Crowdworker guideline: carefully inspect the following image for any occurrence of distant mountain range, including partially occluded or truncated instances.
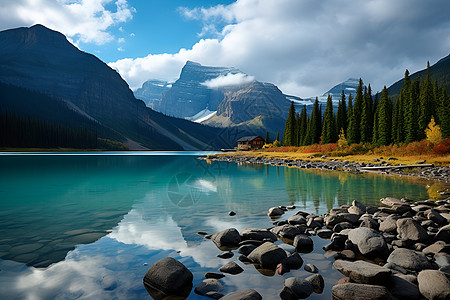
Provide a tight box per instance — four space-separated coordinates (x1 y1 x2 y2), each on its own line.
134 61 362 138
0 25 242 150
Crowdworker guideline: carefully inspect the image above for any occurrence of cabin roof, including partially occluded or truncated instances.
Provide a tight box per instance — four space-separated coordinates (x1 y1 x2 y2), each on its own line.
237 136 262 142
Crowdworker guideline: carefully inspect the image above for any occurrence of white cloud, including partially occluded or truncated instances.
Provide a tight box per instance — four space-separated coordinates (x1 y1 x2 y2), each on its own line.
109 0 450 97
201 73 255 89
118 37 125 44
0 0 135 45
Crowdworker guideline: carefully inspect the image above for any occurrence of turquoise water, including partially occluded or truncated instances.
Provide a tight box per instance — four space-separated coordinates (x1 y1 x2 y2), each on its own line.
0 153 430 299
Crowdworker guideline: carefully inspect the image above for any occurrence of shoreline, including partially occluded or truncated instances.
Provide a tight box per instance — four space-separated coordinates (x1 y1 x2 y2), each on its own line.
207 152 450 184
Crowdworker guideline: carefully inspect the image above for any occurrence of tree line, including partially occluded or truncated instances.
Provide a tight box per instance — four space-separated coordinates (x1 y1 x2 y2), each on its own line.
282 63 450 147
0 112 98 148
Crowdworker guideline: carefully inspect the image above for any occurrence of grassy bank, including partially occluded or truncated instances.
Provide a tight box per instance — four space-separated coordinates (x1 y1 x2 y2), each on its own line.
212 151 450 167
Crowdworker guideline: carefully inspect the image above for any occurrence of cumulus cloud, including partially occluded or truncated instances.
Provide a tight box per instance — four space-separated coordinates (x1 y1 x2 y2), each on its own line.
109 0 450 97
0 0 135 45
201 73 255 89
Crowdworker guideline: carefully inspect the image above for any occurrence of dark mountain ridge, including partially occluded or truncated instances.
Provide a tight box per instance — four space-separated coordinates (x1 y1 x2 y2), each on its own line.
0 25 238 150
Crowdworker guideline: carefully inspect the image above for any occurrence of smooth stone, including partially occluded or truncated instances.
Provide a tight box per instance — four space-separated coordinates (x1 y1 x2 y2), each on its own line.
333 260 391 285
205 291 225 299
222 289 262 300
379 216 399 233
228 211 236 216
211 228 241 248
381 197 405 206
423 242 448 255
304 263 318 273
204 272 225 279
389 274 420 300
347 227 388 257
288 215 307 225
238 254 253 263
219 261 244 275
280 252 303 269
332 283 396 300
435 254 450 268
270 224 302 240
238 244 257 256
348 205 364 216
143 257 193 299
194 279 223 296
396 218 428 243
240 228 277 242
293 234 313 251
417 270 450 300
427 209 447 225
247 242 287 269
217 251 233 259
352 200 367 212
284 277 314 299
316 228 333 239
305 274 324 294
333 222 353 233
435 224 450 242
268 207 285 217
387 248 434 271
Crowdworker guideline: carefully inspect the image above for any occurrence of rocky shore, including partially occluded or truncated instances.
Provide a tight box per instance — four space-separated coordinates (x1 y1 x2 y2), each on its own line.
209 154 450 183
142 196 450 299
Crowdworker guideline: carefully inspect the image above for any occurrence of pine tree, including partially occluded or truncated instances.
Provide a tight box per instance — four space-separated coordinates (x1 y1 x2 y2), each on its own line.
306 97 321 144
348 79 363 144
405 74 420 143
322 94 338 144
377 86 392 145
347 93 353 131
418 62 434 140
265 130 269 144
276 130 279 142
360 85 373 143
283 101 296 146
295 112 301 146
299 105 308 145
372 101 379 144
336 90 347 135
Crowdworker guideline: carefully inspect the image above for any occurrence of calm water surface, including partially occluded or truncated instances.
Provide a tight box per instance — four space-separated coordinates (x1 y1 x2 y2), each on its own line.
0 152 431 299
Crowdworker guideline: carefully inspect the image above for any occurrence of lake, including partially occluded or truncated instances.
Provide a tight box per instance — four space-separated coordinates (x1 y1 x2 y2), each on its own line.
0 152 432 299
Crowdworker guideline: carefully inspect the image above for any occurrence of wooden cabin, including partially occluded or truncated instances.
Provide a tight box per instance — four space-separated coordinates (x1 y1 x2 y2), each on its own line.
237 136 264 149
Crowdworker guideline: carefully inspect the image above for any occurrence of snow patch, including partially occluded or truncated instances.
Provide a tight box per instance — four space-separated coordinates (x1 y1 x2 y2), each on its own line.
185 109 217 123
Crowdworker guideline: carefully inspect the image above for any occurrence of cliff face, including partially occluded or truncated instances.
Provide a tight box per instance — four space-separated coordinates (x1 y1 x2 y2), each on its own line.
158 61 241 118
0 25 233 150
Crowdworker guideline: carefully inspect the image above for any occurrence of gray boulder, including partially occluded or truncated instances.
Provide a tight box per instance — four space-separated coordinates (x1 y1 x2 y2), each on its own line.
379 215 399 233
268 207 285 217
219 261 244 275
288 214 307 225
248 242 287 269
222 289 262 300
333 260 391 285
143 257 193 299
435 224 450 242
347 227 388 257
306 274 324 294
332 283 396 300
387 248 434 271
284 277 314 299
293 234 313 251
280 252 303 269
194 279 223 296
417 270 450 300
270 224 302 240
211 228 241 249
241 228 277 242
304 263 318 273
389 274 420 300
427 209 447 225
396 218 428 243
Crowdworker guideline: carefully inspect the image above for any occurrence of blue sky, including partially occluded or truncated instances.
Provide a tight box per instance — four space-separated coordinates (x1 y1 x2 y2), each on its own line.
0 0 449 97
81 0 235 62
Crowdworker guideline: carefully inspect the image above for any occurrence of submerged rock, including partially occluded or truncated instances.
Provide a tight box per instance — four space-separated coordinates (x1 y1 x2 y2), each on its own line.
194 279 223 296
283 277 314 299
219 261 244 275
222 289 262 300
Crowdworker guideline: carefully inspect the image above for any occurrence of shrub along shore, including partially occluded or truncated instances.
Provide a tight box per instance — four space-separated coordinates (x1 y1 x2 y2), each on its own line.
143 197 450 299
